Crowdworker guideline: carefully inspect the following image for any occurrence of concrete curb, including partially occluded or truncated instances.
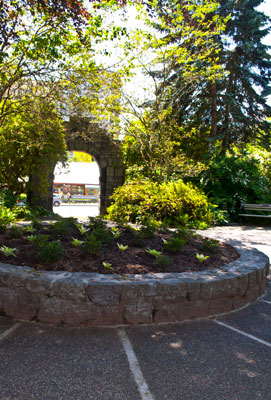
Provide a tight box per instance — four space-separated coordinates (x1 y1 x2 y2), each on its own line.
0 245 269 326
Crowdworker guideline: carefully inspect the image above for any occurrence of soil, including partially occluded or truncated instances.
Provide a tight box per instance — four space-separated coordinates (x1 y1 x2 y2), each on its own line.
0 222 239 275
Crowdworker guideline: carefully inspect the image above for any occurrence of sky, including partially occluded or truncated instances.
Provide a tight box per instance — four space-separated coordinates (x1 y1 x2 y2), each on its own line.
257 1 271 46
94 1 271 104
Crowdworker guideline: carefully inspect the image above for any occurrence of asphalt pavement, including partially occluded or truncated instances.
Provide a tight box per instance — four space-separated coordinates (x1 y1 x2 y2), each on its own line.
53 204 99 218
0 225 271 400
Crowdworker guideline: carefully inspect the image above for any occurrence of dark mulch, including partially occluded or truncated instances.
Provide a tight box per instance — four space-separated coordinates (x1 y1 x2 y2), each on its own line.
0 223 239 275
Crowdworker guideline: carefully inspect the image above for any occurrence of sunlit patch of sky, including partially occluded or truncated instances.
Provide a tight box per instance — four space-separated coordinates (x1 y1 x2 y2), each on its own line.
91 2 271 105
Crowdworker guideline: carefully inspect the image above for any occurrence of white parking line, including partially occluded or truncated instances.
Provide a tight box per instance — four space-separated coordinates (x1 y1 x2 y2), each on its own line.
0 323 21 343
118 329 155 400
215 320 271 348
260 299 271 305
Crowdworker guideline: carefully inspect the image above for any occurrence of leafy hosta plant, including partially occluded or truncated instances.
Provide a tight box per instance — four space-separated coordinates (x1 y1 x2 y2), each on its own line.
27 234 37 243
71 237 85 247
102 261 113 270
145 249 162 258
196 253 209 262
75 223 89 235
117 243 128 251
24 225 36 233
0 245 17 257
146 248 171 269
111 225 121 239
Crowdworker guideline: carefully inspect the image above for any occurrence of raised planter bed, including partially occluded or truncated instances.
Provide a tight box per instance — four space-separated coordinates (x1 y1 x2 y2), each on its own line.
0 245 269 326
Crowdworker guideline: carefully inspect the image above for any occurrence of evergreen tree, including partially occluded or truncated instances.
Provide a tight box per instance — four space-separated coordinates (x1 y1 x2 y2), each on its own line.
152 0 271 155
218 0 271 149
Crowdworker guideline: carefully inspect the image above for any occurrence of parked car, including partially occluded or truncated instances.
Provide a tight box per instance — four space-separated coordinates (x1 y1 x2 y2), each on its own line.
53 193 62 207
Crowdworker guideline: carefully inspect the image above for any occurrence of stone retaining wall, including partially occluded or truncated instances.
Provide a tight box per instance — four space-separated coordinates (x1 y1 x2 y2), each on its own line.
0 245 269 326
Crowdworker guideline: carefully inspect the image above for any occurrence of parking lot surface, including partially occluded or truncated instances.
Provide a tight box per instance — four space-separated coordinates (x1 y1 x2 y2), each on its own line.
0 225 270 400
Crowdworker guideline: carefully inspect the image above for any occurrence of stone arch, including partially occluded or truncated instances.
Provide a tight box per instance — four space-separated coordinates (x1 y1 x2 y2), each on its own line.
28 118 124 215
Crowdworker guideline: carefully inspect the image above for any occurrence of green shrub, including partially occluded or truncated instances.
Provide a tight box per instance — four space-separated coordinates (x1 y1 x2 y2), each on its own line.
31 218 43 230
153 254 171 269
194 147 271 219
173 227 193 240
39 241 64 262
0 205 16 226
51 218 74 238
201 238 219 253
7 225 24 238
88 216 107 230
107 180 215 227
131 231 147 247
92 227 113 245
31 234 50 249
0 224 7 234
163 237 186 252
0 189 17 208
12 205 33 220
83 233 102 255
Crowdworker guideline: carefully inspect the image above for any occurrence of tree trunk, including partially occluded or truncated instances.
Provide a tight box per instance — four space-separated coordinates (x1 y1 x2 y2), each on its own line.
210 81 217 138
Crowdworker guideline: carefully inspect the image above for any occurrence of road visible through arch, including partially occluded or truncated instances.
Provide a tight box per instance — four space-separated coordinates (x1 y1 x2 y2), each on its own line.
53 204 99 218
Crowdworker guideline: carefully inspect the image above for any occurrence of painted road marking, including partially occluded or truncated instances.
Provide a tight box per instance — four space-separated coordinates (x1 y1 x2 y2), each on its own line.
0 323 22 343
118 329 154 400
260 300 271 305
215 320 271 348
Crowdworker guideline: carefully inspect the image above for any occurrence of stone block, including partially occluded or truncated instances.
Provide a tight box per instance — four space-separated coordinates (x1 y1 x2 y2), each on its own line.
121 281 159 302
51 277 86 302
107 167 115 177
37 297 65 324
259 277 267 295
92 305 123 326
25 275 53 295
247 271 257 289
62 302 100 326
0 266 28 287
0 287 17 317
153 303 182 323
124 298 152 324
15 290 40 320
231 295 248 310
187 281 201 301
154 300 209 323
0 287 40 320
86 282 122 305
245 284 260 302
238 275 249 296
209 297 233 316
200 276 240 300
178 299 209 321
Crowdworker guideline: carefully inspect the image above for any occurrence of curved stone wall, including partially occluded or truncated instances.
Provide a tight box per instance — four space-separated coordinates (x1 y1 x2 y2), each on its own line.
0 245 269 326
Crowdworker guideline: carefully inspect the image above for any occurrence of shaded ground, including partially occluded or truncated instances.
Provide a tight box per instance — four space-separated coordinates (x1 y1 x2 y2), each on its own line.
1 225 270 400
0 223 239 275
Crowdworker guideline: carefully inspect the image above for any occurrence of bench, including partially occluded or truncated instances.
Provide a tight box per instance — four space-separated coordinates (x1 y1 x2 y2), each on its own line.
239 203 271 222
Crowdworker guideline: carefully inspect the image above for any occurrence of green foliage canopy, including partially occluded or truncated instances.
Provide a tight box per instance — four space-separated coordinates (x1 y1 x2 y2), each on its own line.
0 98 66 194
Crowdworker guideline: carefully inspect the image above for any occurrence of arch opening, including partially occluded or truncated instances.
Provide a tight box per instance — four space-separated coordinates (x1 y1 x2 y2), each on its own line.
53 151 100 218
